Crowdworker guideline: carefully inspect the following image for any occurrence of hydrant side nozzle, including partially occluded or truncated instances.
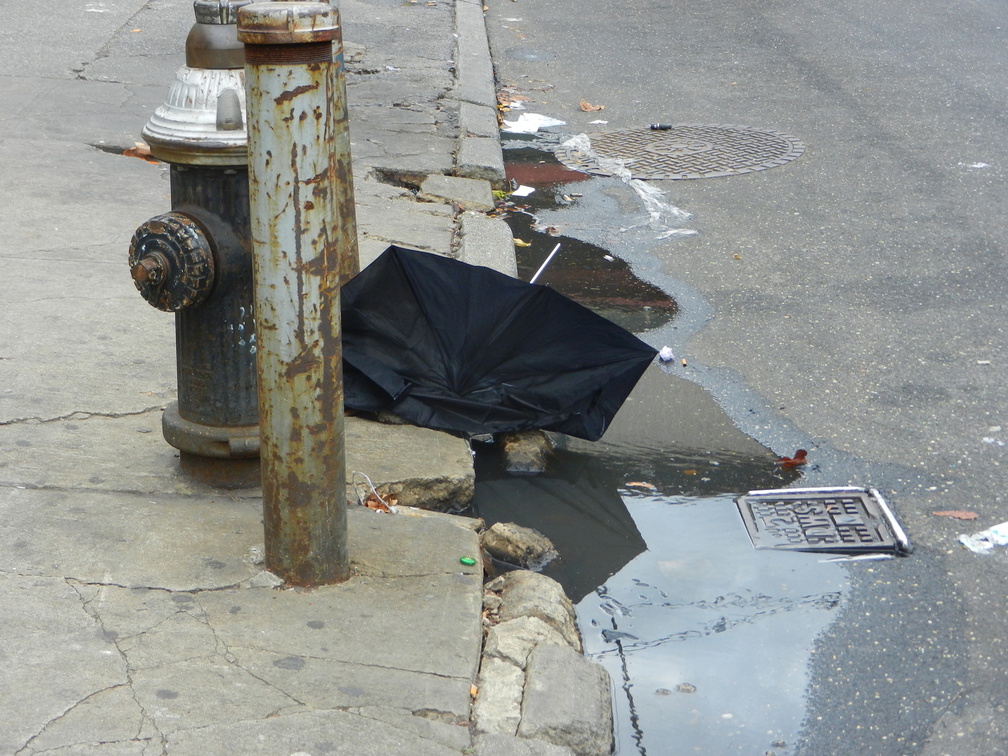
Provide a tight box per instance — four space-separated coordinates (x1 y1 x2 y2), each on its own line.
129 212 216 312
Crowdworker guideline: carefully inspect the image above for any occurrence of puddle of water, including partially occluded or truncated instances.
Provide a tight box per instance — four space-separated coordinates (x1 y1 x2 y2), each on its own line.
472 416 846 755
470 141 851 756
472 400 847 756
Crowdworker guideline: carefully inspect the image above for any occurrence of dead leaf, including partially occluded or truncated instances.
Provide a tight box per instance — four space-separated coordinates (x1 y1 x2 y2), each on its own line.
625 481 657 491
123 142 158 164
470 684 479 698
932 510 979 520
776 449 808 468
683 469 697 476
579 99 605 112
363 491 397 512
513 238 532 247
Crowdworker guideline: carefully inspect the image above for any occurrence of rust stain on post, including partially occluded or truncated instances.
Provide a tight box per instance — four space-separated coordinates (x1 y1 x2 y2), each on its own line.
274 82 319 104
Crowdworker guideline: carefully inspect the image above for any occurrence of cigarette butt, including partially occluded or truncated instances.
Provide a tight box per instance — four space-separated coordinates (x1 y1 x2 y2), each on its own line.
681 357 688 367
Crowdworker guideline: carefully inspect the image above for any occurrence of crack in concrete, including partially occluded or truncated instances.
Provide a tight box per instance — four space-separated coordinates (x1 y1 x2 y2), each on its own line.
352 567 482 581
0 405 166 428
412 707 471 726
191 593 309 710
60 579 311 751
76 0 152 84
0 481 261 504
11 581 164 755
67 580 164 744
215 636 473 684
15 685 132 755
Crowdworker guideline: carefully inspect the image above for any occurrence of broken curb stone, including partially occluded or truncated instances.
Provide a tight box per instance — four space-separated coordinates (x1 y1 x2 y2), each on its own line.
476 570 612 753
499 430 557 474
482 522 558 569
518 643 614 756
473 656 525 736
488 570 582 652
484 615 570 669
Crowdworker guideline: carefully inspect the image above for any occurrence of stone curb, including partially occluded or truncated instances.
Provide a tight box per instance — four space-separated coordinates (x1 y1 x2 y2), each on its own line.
472 571 614 756
453 0 506 187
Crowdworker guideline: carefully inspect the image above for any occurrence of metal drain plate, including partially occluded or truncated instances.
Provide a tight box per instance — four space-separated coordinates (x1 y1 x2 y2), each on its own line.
556 124 805 180
735 487 911 554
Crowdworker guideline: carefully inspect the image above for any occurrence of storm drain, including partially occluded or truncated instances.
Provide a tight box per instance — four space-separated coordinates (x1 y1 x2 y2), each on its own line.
735 487 911 554
556 124 805 180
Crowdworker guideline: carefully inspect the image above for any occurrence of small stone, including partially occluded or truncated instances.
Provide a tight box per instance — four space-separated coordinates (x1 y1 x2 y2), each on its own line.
498 430 556 475
675 682 696 694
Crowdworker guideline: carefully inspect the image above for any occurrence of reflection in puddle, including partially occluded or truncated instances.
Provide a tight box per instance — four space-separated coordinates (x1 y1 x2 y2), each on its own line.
502 146 678 334
579 496 846 756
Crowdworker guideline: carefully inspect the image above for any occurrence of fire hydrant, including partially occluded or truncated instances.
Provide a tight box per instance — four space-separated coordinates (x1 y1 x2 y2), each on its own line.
129 0 259 459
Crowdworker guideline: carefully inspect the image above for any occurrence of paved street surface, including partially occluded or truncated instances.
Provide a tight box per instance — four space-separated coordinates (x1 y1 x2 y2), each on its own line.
485 0 1007 754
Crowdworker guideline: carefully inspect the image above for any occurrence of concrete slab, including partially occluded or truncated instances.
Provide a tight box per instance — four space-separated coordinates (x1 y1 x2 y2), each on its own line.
0 410 473 508
0 573 126 755
420 173 496 212
168 709 465 755
458 212 519 277
355 191 457 254
0 486 262 589
460 101 502 139
457 135 507 186
0 503 485 751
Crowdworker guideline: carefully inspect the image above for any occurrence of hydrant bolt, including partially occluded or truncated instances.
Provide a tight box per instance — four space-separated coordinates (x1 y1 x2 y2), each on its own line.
130 255 166 286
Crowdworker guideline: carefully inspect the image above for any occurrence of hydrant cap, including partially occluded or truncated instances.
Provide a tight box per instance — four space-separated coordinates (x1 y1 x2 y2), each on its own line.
193 0 252 25
237 2 338 45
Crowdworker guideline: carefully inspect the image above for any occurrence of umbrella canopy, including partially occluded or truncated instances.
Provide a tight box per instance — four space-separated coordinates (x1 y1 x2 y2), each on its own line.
341 246 658 441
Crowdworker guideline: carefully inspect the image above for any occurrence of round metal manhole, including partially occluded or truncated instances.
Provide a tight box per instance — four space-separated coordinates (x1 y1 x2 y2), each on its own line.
555 124 805 180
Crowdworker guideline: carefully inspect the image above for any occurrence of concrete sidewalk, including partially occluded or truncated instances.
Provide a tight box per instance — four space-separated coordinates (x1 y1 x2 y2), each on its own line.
0 0 601 753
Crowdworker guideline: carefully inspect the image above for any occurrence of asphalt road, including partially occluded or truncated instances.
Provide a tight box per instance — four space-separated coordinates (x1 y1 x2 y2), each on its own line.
485 0 1008 753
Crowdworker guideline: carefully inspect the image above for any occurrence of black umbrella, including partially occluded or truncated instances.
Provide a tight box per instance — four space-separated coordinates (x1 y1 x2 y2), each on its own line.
340 245 658 441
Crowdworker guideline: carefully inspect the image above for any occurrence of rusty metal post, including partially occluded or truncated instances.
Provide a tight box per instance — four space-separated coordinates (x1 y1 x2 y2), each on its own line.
318 0 360 284
238 1 352 585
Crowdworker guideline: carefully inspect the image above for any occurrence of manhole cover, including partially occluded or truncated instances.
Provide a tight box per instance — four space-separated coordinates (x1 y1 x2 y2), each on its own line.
556 124 805 180
735 487 911 554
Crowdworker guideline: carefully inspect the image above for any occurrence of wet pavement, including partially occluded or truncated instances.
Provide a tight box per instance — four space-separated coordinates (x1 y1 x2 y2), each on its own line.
477 94 990 751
